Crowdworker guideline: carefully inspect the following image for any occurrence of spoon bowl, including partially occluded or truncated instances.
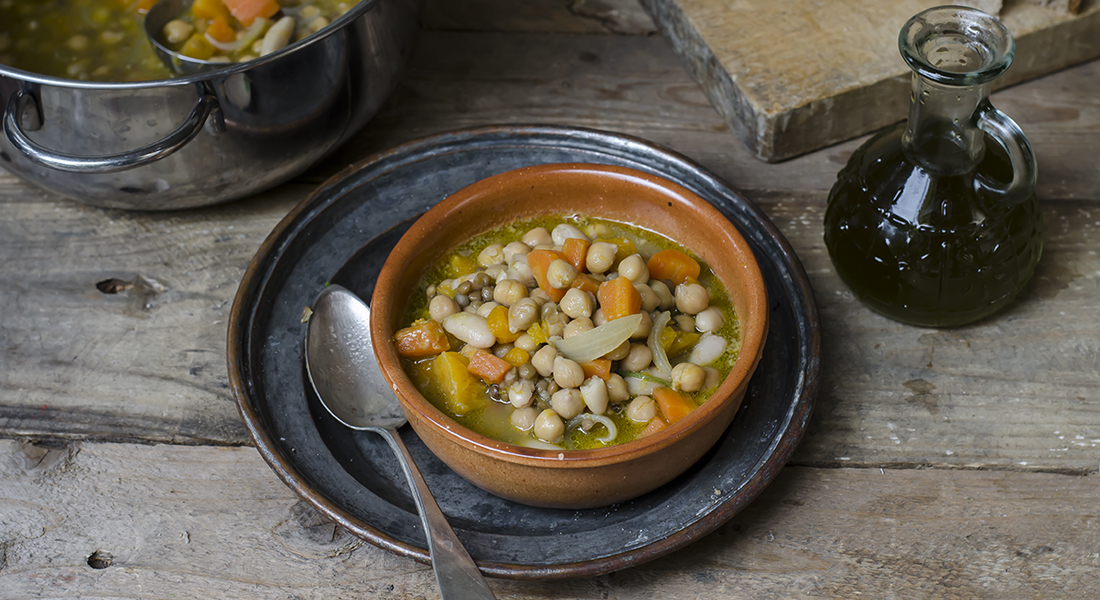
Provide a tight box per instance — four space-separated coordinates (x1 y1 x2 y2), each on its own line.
144 0 230 76
304 285 496 600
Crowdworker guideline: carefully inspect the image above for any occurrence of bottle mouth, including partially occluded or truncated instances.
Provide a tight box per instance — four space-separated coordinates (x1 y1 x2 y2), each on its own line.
899 6 1015 86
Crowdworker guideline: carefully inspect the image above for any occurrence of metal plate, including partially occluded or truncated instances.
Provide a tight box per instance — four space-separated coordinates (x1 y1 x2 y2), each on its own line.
228 125 820 579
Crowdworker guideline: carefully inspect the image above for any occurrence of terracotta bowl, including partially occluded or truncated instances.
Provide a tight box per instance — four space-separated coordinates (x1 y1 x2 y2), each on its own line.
370 163 768 509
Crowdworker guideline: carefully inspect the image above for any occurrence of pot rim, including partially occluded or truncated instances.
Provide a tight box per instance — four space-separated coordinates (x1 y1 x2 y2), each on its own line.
0 0 381 89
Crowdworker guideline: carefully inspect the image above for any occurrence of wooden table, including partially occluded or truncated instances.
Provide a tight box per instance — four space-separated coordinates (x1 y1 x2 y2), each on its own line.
2 1 1097 597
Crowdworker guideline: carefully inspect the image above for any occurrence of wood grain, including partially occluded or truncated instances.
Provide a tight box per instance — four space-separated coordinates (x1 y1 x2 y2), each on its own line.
0 440 1095 597
640 0 1100 161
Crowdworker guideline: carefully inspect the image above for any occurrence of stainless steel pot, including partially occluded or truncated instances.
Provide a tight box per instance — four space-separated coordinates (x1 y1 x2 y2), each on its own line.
0 0 419 210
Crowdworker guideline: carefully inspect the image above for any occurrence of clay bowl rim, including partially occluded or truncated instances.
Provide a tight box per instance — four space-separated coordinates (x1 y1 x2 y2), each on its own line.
369 162 768 469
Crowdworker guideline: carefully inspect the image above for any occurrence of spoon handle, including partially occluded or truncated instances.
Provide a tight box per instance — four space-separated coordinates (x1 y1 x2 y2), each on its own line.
380 427 497 600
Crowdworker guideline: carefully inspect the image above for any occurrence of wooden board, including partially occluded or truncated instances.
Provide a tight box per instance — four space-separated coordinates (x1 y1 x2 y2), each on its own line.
639 0 1100 161
1 440 1096 597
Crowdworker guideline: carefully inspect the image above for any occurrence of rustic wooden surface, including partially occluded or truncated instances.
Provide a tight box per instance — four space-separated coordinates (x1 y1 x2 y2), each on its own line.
1 0 1097 597
640 0 1100 161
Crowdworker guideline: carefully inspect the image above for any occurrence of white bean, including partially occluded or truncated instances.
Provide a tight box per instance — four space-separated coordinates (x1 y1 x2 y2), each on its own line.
260 16 296 56
442 313 494 348
689 333 727 365
579 377 609 415
162 20 193 45
478 243 506 266
695 306 724 332
551 224 588 245
522 227 552 247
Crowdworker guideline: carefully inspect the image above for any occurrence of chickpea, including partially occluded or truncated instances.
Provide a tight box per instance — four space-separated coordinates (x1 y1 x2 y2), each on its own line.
551 388 585 420
636 283 660 312
650 280 675 310
620 343 653 371
546 259 577 289
429 294 460 321
484 264 507 282
508 297 539 332
514 333 538 352
509 261 536 287
591 308 607 327
585 242 619 273
618 254 650 284
533 409 565 442
695 306 724 332
476 301 499 318
522 227 552 248
674 314 695 332
511 407 539 431
508 379 535 408
579 377 609 415
675 282 710 315
478 243 506 266
671 362 706 392
606 373 630 403
503 241 531 261
518 363 538 380
559 288 593 319
553 356 585 389
493 343 513 359
529 288 550 305
531 345 558 377
629 310 653 340
604 339 631 361
551 224 588 245
261 16 296 56
493 279 528 307
162 19 194 45
626 396 657 422
564 317 593 338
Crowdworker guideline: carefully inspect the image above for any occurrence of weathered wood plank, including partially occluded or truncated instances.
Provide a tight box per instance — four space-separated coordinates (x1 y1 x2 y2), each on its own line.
639 0 1100 161
0 440 1096 597
422 0 657 35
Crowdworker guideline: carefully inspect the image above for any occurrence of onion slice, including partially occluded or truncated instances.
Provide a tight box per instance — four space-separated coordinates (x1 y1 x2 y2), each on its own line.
552 313 642 363
566 414 619 445
648 310 672 378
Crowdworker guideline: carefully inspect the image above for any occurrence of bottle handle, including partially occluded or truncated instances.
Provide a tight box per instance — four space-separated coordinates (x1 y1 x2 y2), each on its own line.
975 100 1037 206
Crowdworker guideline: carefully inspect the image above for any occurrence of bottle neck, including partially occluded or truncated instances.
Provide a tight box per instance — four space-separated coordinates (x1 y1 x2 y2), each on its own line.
901 73 990 175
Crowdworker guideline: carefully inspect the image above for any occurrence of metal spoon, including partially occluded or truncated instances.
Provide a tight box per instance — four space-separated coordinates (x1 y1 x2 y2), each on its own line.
304 284 496 600
144 0 233 76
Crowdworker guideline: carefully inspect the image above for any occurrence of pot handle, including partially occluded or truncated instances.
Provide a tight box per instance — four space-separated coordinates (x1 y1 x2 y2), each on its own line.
4 88 218 174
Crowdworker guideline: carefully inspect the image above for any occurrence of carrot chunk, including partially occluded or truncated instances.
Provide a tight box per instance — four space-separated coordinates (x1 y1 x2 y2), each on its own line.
596 276 642 321
527 249 568 302
394 319 451 358
222 0 279 25
570 272 601 295
653 387 697 425
638 415 668 438
647 249 701 285
580 359 612 380
467 350 514 385
562 238 591 273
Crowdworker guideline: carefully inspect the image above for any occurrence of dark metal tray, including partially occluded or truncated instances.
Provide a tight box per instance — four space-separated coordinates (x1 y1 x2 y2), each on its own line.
228 125 820 579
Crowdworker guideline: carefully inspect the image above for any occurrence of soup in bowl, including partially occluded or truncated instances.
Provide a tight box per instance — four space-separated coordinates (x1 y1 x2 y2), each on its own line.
370 163 768 509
